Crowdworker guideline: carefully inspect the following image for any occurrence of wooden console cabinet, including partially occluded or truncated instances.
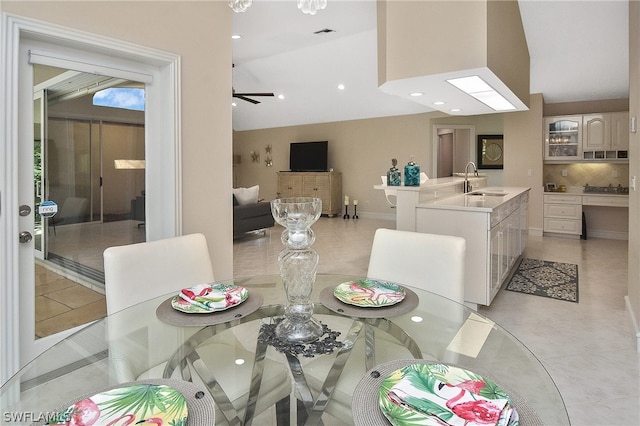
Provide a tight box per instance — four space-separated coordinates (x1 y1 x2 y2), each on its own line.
277 171 342 216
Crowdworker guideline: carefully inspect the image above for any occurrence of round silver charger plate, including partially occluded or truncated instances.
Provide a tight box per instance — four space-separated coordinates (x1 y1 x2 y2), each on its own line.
319 285 419 318
352 359 544 426
156 291 263 326
31 378 214 426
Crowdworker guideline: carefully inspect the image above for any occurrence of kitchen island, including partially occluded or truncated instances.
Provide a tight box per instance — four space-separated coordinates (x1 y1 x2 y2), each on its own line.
373 176 488 231
416 187 531 308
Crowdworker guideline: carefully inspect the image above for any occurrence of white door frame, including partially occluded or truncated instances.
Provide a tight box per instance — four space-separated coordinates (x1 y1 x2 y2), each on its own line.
0 13 183 383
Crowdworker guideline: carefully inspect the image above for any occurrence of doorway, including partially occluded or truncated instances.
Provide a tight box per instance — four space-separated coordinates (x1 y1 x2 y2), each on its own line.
432 125 475 177
1 14 182 381
33 65 148 337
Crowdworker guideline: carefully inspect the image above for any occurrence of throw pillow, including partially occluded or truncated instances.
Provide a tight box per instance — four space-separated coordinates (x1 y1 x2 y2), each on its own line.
233 185 259 205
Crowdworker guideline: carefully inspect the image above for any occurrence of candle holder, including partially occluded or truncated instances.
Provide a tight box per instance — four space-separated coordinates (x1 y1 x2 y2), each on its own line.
343 204 350 219
353 204 359 219
270 197 324 343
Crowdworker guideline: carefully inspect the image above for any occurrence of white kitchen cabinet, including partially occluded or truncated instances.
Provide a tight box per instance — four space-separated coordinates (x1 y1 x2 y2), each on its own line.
582 112 629 160
545 112 629 162
416 188 529 308
489 224 502 297
489 199 521 301
583 114 609 150
544 115 582 161
543 194 582 236
610 111 630 151
519 191 529 251
277 171 342 216
488 216 517 301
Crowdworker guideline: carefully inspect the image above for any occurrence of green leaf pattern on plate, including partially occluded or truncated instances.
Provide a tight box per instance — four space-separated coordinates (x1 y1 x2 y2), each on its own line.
171 283 249 313
333 279 406 307
46 384 187 425
379 364 518 426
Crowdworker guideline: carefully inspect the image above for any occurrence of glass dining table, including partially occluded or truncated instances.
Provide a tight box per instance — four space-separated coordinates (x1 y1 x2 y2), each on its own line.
0 274 569 426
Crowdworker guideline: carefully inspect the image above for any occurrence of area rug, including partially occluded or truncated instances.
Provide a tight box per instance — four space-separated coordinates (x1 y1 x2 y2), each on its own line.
506 258 578 302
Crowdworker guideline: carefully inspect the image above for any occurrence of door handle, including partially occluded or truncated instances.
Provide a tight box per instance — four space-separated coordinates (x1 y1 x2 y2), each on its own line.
19 231 33 243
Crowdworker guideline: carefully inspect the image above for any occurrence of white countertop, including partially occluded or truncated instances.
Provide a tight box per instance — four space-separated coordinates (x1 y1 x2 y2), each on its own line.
373 176 485 191
544 189 629 198
417 186 531 212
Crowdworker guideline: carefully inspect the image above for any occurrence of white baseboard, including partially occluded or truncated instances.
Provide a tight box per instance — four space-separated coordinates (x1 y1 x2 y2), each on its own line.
624 295 640 352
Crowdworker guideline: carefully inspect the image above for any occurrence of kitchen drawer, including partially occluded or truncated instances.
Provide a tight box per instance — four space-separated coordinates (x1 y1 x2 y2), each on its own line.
490 198 520 228
544 217 582 234
544 203 582 219
543 194 582 204
582 195 629 207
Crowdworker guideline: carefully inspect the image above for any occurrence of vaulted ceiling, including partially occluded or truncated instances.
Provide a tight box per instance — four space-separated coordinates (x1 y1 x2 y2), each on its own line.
231 0 629 131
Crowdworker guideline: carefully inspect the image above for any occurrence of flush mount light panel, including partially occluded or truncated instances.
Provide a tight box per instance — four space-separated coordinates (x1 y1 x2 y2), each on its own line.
447 76 516 111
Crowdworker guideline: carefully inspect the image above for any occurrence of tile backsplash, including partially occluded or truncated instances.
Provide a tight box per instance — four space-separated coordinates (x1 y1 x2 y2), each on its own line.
543 163 629 188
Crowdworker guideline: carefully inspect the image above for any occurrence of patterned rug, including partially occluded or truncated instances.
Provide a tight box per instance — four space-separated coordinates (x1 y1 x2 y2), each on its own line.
506 258 579 302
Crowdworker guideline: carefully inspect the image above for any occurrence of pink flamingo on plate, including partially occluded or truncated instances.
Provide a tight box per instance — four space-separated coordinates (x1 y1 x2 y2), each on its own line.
444 381 503 425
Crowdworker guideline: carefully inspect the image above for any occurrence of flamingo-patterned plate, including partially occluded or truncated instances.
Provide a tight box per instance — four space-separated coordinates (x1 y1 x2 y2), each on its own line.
333 279 406 307
378 363 518 426
171 283 249 314
46 384 188 426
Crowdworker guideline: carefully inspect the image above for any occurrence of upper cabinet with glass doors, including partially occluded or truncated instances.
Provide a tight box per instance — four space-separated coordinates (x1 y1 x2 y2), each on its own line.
544 112 629 162
544 115 582 161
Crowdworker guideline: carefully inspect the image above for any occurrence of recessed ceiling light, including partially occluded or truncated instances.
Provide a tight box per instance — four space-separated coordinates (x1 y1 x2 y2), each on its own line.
450 108 461 112
337 84 345 90
434 101 445 105
410 92 423 97
231 34 242 40
277 94 285 100
232 102 237 107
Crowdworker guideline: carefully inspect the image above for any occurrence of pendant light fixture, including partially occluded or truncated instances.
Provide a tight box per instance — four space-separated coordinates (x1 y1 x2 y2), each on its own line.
297 0 327 15
228 0 252 13
229 0 327 15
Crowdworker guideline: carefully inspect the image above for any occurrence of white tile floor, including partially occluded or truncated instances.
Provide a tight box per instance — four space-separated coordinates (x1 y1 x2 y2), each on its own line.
233 217 640 426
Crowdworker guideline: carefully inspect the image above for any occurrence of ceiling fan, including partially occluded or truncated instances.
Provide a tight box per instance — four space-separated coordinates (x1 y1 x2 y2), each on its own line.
232 88 275 104
232 63 275 104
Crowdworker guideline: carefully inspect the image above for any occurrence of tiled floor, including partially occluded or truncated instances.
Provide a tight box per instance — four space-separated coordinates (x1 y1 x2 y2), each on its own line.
35 264 106 337
39 217 640 425
35 220 145 337
233 217 640 426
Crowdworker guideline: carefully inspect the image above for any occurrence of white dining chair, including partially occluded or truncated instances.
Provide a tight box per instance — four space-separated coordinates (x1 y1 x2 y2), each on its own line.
367 228 465 303
302 228 467 421
103 233 291 425
380 175 397 207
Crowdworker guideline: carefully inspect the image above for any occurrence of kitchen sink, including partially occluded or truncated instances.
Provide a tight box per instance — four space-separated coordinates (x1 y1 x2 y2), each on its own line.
467 191 507 197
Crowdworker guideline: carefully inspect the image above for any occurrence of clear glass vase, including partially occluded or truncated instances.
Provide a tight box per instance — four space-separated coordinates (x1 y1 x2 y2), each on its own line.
270 197 324 343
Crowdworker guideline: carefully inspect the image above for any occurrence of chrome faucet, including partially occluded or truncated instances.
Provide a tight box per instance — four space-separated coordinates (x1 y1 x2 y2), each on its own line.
463 161 478 193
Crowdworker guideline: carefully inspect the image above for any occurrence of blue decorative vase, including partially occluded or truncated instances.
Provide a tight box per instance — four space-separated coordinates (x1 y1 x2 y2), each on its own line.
404 156 420 186
387 158 401 186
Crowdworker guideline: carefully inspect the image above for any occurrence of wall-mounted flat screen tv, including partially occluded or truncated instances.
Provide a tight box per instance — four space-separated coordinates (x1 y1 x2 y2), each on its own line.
289 141 328 172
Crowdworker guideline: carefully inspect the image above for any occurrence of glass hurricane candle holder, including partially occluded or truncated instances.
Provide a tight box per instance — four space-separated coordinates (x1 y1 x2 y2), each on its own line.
270 197 324 343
